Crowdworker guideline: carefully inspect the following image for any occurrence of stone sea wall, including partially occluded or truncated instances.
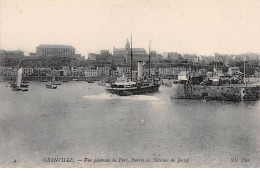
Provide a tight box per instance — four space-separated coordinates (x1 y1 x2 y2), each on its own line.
171 84 259 101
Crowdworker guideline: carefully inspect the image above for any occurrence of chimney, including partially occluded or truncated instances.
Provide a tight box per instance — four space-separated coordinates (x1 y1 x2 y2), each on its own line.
138 61 143 79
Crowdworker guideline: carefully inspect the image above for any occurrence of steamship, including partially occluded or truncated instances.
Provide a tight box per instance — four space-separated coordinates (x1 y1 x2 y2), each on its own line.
106 76 160 96
106 37 160 96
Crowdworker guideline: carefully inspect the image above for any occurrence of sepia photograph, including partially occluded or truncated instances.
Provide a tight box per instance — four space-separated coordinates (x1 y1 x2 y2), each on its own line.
0 0 260 168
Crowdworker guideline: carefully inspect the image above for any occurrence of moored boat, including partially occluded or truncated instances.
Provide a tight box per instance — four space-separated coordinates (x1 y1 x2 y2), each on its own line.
53 81 62 85
12 86 22 91
20 83 29 88
46 82 57 89
46 68 58 89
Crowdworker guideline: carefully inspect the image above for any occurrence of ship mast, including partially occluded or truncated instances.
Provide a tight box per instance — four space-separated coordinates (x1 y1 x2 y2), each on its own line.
149 40 151 77
130 35 133 81
244 56 246 86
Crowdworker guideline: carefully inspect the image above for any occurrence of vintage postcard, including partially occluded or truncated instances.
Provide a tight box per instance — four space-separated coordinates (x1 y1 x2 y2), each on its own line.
0 0 259 168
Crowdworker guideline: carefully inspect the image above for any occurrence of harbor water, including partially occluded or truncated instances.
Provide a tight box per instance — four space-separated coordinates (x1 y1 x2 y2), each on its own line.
0 81 259 167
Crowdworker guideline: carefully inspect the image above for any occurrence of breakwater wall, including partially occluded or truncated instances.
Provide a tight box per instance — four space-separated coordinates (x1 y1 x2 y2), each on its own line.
171 84 259 101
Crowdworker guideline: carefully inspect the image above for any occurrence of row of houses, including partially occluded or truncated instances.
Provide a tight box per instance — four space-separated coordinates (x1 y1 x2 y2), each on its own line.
0 66 130 78
2 65 259 79
0 66 109 77
158 66 192 77
158 66 250 78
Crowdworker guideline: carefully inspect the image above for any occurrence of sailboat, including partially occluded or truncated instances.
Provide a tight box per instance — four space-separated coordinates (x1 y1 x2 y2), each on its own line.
11 67 28 91
106 37 160 96
20 80 29 88
10 55 28 91
46 68 57 89
46 79 57 89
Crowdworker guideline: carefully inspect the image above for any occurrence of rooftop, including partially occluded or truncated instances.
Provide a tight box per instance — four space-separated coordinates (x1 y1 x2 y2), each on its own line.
132 48 146 52
113 48 126 52
113 48 146 52
37 44 75 49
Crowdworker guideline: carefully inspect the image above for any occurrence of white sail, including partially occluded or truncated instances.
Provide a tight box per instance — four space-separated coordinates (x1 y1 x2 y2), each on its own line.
16 67 23 87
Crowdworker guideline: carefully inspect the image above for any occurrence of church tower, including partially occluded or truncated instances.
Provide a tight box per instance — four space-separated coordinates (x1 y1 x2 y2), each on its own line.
125 38 131 63
125 38 130 52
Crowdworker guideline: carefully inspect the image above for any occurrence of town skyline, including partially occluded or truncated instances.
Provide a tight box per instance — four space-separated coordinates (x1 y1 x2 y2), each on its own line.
1 0 260 56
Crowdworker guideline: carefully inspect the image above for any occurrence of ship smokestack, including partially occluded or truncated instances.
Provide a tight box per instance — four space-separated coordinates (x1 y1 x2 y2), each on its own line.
138 61 143 79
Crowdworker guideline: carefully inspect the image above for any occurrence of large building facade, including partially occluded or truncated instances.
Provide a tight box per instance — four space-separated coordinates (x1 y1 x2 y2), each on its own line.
36 44 75 58
113 39 150 63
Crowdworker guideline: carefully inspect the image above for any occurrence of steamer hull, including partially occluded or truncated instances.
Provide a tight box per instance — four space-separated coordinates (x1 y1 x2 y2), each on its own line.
106 84 160 96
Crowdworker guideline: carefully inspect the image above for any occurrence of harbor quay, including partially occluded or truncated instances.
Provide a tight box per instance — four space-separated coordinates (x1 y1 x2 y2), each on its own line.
171 83 260 101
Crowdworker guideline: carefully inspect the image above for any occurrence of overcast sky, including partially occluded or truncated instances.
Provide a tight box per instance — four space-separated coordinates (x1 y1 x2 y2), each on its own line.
1 0 260 56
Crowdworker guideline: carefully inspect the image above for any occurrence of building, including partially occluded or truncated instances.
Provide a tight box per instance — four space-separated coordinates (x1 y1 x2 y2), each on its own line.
71 66 79 76
113 48 127 56
178 71 190 81
158 66 187 77
254 71 260 78
158 67 169 77
29 53 37 58
62 66 71 76
39 67 52 76
110 70 119 77
97 66 110 77
143 68 156 76
113 38 148 63
85 69 98 78
100 50 111 56
11 68 18 76
87 52 112 62
77 67 85 76
74 54 85 61
155 53 163 61
36 44 75 58
88 53 97 61
22 67 34 76
33 67 41 76
116 66 131 77
198 69 207 77
0 67 18 77
228 67 240 76
0 67 14 76
112 56 126 64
